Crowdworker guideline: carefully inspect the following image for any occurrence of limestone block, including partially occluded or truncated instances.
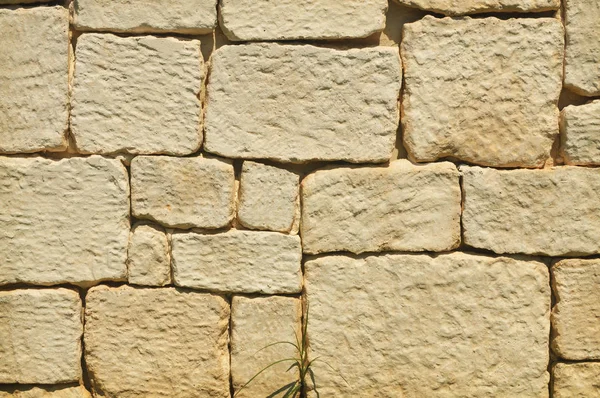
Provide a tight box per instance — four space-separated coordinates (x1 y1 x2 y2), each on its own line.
553 363 600 398
561 101 600 165
462 166 600 256
231 296 302 398
238 161 299 233
131 156 235 229
205 43 401 163
551 258 600 360
72 34 203 155
0 156 129 286
73 0 216 34
0 0 52 3
0 386 91 398
301 160 461 254
393 0 559 14
564 0 600 96
172 230 302 294
219 0 387 41
85 286 229 398
304 252 550 397
402 17 563 167
0 7 68 153
128 224 171 286
0 289 83 384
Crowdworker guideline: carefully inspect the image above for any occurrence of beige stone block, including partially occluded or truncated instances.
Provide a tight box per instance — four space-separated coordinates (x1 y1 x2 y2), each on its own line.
231 296 302 397
402 17 563 167
301 160 461 255
552 258 600 360
0 386 91 398
72 34 203 155
205 43 401 163
561 101 600 165
172 230 302 294
0 7 68 153
553 362 600 398
0 289 83 384
0 156 129 286
131 156 235 229
393 0 559 14
238 161 299 233
73 0 216 34
462 165 600 256
127 224 171 286
304 252 550 397
85 286 229 398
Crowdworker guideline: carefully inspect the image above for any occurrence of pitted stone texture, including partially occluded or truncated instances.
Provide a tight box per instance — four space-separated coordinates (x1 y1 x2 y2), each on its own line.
301 160 461 254
0 386 91 398
172 230 302 294
72 34 202 155
127 224 171 286
551 258 600 360
219 0 387 41
564 0 600 96
305 252 550 397
231 296 302 398
402 17 563 167
393 0 559 14
131 156 235 229
0 7 68 153
553 363 600 398
561 101 600 165
0 156 129 286
462 166 600 256
205 43 401 163
238 161 299 233
0 289 83 384
85 286 229 398
74 0 216 34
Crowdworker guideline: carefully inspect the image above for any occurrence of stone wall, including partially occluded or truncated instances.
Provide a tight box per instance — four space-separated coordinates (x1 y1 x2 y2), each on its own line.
0 0 599 397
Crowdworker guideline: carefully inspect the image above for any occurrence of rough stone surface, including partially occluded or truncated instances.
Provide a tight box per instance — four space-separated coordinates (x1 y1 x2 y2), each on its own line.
301 160 461 254
304 252 550 397
564 0 600 96
462 165 600 256
551 258 600 360
205 43 401 163
0 289 83 384
0 386 91 398
74 0 216 34
0 156 129 286
0 7 69 153
402 17 563 167
393 0 559 14
238 161 299 233
131 156 235 229
72 34 203 155
172 230 302 294
231 296 302 398
553 363 600 398
561 101 600 165
85 286 229 398
127 224 171 286
219 0 387 41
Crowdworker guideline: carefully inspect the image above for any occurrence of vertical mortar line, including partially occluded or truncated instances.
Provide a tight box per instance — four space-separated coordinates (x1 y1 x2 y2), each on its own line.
548 257 558 398
228 294 235 398
78 287 93 392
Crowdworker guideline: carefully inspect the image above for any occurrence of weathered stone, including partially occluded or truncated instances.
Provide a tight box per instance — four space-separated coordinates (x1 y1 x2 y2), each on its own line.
564 0 600 96
552 258 600 360
0 289 83 384
205 43 401 163
304 252 550 397
462 165 600 256
131 156 235 229
402 17 563 167
0 7 68 153
85 286 229 398
219 0 387 41
231 296 302 397
238 161 299 233
561 101 600 165
172 230 302 294
72 34 203 155
301 160 461 254
0 0 52 3
0 386 91 398
393 0 559 14
0 156 129 286
553 362 600 398
73 0 216 34
128 224 171 287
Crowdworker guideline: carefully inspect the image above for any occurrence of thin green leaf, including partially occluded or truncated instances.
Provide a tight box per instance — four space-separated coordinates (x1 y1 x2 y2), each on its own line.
308 367 320 398
233 358 298 397
255 340 299 355
266 381 299 398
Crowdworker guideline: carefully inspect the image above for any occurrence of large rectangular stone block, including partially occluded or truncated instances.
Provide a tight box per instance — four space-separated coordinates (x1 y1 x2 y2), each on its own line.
561 101 600 165
205 43 401 163
393 0 559 14
0 386 91 398
553 363 600 398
